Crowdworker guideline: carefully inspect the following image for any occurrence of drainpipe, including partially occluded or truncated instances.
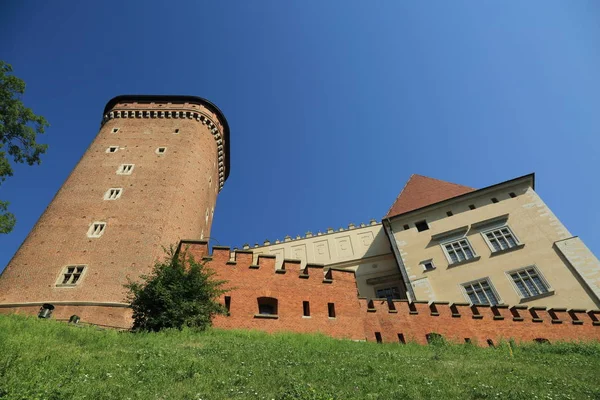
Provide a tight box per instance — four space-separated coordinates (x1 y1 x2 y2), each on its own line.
383 218 415 301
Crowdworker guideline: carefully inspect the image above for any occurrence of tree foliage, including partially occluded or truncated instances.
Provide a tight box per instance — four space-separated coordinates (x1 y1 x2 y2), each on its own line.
126 246 229 332
0 61 49 233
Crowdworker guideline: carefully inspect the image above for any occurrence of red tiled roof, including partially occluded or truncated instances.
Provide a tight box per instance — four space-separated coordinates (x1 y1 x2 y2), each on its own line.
385 174 475 218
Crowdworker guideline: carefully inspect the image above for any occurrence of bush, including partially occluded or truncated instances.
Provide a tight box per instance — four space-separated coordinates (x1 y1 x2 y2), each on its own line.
125 246 228 332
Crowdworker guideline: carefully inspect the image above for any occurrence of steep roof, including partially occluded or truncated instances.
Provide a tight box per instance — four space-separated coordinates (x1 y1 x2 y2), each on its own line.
384 174 475 218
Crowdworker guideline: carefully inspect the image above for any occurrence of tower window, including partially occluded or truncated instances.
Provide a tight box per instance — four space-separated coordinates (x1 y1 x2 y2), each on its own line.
174 128 180 134
415 220 429 232
117 164 134 175
328 303 336 318
156 147 167 154
106 146 118 153
57 265 86 286
104 188 123 200
87 222 106 238
112 128 120 133
303 301 310 317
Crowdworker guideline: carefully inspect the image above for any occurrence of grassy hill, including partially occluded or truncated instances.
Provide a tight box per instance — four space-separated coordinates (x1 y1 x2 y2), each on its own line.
1 314 599 399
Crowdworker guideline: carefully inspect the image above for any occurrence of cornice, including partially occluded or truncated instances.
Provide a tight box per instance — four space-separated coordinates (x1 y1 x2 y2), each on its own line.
101 107 227 191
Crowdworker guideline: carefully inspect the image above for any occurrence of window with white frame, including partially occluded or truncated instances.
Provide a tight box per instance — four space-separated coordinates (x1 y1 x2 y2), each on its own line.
483 225 519 252
112 128 120 134
442 238 476 264
87 222 106 238
509 267 551 299
106 146 118 153
462 278 500 305
57 265 86 286
104 188 122 200
117 164 134 175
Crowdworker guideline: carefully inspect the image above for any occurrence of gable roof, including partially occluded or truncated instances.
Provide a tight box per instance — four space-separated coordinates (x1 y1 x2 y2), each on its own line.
384 174 475 219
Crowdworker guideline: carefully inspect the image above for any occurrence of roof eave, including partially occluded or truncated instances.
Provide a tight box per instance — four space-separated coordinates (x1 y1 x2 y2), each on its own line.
385 173 535 222
103 94 230 181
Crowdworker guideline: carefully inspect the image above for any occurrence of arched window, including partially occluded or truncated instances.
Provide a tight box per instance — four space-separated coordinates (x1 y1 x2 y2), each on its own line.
257 297 278 316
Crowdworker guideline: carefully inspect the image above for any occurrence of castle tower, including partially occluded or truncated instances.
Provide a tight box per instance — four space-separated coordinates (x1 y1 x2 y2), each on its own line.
0 95 230 327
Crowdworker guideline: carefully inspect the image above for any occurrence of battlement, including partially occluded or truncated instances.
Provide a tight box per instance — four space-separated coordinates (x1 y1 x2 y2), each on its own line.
244 219 380 250
176 240 600 346
178 241 356 285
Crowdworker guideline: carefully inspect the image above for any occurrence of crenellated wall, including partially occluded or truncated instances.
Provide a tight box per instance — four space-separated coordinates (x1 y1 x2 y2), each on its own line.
179 241 600 346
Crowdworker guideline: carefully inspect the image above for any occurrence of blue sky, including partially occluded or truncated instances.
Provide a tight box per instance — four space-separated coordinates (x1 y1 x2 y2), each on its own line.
1 1 599 270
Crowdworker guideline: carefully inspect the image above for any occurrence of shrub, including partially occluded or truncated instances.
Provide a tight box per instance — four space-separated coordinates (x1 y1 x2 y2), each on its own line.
125 246 228 332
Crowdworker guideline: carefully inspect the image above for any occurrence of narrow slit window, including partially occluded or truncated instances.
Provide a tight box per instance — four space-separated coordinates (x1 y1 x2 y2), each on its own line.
112 128 120 133
106 146 118 153
156 147 167 154
375 332 382 344
117 164 134 175
397 333 406 344
224 296 231 314
328 303 336 318
174 128 180 134
303 301 310 317
104 188 123 200
87 222 106 238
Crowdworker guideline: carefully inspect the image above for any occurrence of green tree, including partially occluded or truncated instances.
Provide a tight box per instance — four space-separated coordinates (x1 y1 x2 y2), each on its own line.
126 246 229 332
0 61 49 234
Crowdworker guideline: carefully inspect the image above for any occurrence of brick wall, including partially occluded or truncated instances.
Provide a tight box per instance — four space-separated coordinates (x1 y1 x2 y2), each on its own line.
2 240 598 345
181 241 600 346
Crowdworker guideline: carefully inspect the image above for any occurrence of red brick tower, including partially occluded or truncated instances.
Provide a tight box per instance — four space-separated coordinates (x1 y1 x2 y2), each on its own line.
0 95 230 327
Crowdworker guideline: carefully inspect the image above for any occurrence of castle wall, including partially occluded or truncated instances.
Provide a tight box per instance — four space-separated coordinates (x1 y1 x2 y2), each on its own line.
181 242 600 346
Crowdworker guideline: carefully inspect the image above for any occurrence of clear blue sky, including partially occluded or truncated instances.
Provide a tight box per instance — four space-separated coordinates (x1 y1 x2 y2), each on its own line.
1 1 599 271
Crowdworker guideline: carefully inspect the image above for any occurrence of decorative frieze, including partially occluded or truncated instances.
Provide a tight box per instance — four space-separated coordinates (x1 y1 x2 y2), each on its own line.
102 106 226 191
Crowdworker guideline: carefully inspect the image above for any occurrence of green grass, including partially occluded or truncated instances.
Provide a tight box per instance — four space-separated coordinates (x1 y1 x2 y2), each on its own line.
1 314 599 399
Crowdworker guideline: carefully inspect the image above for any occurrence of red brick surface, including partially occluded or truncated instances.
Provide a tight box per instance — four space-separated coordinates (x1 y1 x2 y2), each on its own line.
3 241 599 345
184 242 600 346
0 100 223 307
